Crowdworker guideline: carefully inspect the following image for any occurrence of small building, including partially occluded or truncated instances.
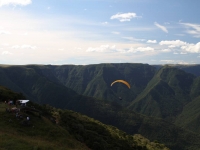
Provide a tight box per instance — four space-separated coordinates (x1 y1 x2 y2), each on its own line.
18 100 29 106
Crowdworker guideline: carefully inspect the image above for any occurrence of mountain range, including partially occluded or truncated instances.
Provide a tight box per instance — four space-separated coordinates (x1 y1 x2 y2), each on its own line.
1 63 200 150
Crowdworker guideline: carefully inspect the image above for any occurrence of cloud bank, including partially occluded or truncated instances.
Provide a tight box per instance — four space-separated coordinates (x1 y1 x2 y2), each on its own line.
181 23 200 38
160 40 200 53
0 0 32 7
86 45 116 53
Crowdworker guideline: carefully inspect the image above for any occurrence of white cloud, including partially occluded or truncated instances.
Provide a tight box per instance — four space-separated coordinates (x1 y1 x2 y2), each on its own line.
58 48 64 51
2 51 13 55
74 47 82 52
11 45 20 49
0 30 11 34
1 43 9 46
75 47 81 50
180 52 187 54
135 47 154 52
160 60 175 63
159 40 187 47
177 61 191 65
112 31 120 35
86 45 116 52
154 22 168 33
110 12 140 22
122 37 135 41
101 22 108 25
126 47 154 53
161 49 171 52
181 23 200 38
22 32 28 36
11 44 36 49
85 45 153 54
21 44 36 49
181 42 200 53
160 40 200 53
147 40 157 44
122 37 146 42
0 0 32 7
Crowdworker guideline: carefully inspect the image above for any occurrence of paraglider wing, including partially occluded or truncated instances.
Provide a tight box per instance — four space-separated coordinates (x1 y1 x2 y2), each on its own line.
111 80 131 89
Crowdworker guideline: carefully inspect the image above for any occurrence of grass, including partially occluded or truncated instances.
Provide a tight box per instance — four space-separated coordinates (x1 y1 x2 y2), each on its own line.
0 102 170 150
0 102 90 150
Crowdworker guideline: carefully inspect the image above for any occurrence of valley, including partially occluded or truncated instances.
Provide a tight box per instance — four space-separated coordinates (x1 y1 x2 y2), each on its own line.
1 63 200 149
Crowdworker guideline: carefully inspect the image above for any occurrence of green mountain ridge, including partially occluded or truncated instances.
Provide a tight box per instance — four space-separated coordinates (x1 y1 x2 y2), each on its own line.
128 66 195 120
1 63 200 149
53 63 156 104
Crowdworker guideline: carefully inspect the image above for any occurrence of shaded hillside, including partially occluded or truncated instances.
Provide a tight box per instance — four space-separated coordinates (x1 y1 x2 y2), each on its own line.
66 96 200 150
0 87 169 150
128 66 195 120
0 65 80 108
175 96 200 134
59 109 169 150
190 76 200 99
175 77 200 134
0 85 25 102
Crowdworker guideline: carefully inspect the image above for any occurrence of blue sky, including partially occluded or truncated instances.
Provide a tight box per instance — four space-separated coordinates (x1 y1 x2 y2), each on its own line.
0 0 200 65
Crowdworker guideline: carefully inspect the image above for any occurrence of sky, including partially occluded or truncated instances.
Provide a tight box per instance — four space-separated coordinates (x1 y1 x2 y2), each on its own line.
0 0 200 65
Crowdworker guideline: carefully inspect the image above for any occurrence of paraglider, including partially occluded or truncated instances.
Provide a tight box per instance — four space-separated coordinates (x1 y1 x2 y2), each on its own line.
110 80 131 89
110 80 130 101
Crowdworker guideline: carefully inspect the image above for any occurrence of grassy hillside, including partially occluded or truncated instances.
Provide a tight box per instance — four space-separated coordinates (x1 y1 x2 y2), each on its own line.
0 87 169 150
0 107 89 150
